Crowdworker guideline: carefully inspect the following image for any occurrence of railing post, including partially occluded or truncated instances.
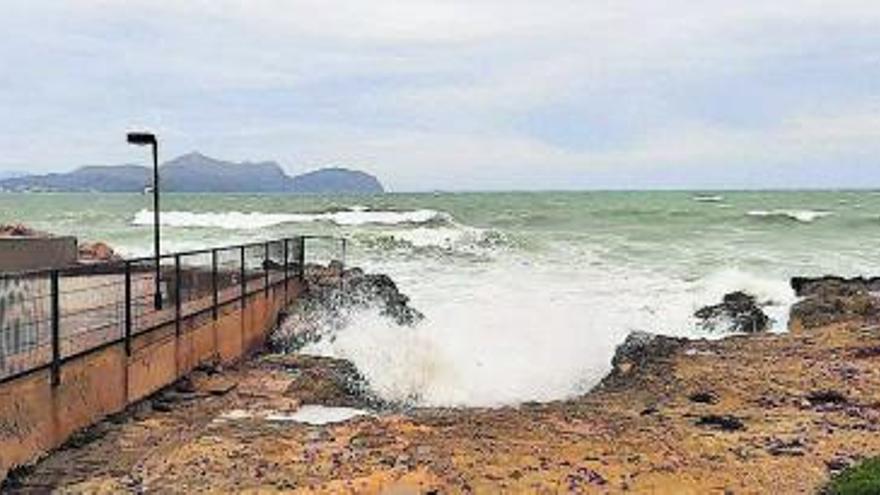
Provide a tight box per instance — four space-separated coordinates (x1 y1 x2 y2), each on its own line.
50 270 60 387
124 261 132 356
298 237 306 281
240 245 247 308
174 254 181 336
341 238 347 270
283 238 289 300
264 241 270 297
212 248 219 320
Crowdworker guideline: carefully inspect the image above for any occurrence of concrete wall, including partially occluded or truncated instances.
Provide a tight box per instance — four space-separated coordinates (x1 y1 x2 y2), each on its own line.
0 278 302 481
0 237 77 272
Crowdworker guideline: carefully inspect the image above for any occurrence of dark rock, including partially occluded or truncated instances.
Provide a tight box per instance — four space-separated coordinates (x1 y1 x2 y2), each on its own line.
151 400 173 413
791 276 880 297
269 265 424 353
689 391 720 405
852 346 880 359
807 390 848 407
766 437 807 457
695 415 745 432
610 331 686 375
789 276 880 330
826 455 858 473
695 291 771 333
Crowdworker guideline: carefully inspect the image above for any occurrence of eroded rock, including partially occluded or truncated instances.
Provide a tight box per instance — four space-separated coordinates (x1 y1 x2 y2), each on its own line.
78 242 122 262
270 265 423 352
695 291 771 333
789 277 880 330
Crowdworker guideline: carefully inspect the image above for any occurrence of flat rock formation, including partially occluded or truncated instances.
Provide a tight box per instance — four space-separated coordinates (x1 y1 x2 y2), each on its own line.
6 274 880 493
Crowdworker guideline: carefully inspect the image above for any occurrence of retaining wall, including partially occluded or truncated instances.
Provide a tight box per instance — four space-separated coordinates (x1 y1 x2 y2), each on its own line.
0 278 303 481
0 237 77 272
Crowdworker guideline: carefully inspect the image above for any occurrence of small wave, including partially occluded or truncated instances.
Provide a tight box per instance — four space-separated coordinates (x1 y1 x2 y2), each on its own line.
746 209 832 223
131 207 447 229
693 195 724 203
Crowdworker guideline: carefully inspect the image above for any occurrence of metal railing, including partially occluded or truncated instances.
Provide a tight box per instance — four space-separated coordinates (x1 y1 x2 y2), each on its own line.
0 235 346 385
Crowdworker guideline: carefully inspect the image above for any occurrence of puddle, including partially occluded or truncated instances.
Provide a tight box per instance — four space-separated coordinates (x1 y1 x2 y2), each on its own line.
215 406 369 425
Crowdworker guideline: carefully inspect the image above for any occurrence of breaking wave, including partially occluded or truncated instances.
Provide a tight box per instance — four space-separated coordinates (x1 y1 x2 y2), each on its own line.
300 261 796 408
746 209 832 223
132 207 448 229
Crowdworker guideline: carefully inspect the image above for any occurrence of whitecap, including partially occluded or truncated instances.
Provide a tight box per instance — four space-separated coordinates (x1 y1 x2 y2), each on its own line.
746 209 832 223
131 207 445 230
693 195 724 203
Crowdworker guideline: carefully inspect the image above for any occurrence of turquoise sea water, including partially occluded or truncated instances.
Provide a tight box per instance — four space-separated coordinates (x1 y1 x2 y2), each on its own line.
3 191 878 406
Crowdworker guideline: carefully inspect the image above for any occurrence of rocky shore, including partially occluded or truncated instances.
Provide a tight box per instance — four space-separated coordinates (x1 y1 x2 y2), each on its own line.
5 274 880 493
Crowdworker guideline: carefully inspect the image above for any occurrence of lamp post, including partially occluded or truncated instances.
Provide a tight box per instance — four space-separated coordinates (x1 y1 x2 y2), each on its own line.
126 131 163 310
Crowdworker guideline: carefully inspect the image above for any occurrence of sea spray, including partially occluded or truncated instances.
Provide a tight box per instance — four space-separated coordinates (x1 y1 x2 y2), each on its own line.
295 259 797 408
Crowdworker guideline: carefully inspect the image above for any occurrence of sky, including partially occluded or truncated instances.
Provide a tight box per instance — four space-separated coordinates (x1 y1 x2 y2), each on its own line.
1 0 879 191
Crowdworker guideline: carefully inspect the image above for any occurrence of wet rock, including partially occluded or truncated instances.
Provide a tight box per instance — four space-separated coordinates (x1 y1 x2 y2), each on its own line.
270 265 424 353
695 291 771 333
695 415 745 432
789 276 880 330
791 276 880 298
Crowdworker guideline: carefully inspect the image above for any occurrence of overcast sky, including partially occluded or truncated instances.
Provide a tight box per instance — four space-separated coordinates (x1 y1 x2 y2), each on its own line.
2 1 879 191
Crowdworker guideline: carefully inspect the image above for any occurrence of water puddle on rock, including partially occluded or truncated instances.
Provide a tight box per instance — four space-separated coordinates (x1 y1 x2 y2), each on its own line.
216 406 369 426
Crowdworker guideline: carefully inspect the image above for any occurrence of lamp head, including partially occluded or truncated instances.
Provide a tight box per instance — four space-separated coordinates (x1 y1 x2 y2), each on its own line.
126 132 156 146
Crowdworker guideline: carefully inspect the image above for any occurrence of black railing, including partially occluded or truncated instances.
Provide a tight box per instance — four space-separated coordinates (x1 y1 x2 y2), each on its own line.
0 235 346 385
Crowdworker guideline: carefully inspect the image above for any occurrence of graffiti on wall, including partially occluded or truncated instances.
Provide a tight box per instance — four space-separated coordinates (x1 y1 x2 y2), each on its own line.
0 276 49 371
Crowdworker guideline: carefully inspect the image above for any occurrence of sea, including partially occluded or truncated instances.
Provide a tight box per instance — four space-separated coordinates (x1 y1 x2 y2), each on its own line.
3 190 879 407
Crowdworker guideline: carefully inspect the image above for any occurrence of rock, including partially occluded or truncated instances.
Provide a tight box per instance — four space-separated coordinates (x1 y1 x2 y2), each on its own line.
826 454 858 473
262 354 382 409
0 223 47 237
806 390 848 408
695 291 771 333
789 276 880 330
766 437 807 457
610 331 686 376
78 242 122 262
269 265 424 353
695 415 745 432
791 276 880 297
689 391 720 405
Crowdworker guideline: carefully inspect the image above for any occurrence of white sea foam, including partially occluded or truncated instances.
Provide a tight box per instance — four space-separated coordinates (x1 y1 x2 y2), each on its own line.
693 195 724 203
301 256 795 408
746 209 832 223
131 207 445 229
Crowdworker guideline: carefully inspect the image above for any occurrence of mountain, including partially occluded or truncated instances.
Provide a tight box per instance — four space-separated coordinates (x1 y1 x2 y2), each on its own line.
162 152 290 192
0 153 385 194
0 170 26 180
0 165 150 192
288 167 384 194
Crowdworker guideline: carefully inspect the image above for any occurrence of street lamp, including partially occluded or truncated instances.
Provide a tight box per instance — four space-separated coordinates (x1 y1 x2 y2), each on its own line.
126 131 163 310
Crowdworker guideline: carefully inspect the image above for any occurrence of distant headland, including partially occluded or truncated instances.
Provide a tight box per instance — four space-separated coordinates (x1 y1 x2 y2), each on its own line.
0 152 384 194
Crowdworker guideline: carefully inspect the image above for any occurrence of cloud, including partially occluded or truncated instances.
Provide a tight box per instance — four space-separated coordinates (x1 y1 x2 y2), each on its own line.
1 0 879 189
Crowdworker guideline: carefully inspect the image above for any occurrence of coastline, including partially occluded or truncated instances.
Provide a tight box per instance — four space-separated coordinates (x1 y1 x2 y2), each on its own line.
5 273 880 493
